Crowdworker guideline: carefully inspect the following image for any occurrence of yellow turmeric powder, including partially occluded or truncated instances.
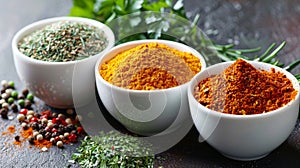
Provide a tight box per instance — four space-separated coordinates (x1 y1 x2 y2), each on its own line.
100 42 201 90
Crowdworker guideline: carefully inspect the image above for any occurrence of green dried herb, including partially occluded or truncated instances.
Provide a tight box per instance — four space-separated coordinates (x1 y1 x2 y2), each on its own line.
71 131 154 168
18 21 108 62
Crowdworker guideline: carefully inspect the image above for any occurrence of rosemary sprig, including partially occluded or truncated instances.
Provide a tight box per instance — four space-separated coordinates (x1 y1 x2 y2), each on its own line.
215 41 300 72
215 42 283 65
284 60 300 72
294 73 300 82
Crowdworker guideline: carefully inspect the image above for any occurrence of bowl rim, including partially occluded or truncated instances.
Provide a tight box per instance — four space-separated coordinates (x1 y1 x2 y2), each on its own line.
188 60 300 119
12 16 115 65
95 39 207 93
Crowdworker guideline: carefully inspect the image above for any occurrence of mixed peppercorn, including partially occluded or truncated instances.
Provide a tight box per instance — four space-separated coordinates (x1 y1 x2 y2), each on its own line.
0 80 34 119
0 80 85 149
17 108 84 148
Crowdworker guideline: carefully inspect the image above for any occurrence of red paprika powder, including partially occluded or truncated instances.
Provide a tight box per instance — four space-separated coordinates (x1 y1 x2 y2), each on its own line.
194 59 298 115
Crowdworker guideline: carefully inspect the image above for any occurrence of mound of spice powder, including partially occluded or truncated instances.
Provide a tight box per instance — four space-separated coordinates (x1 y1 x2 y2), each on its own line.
194 59 298 115
18 21 108 62
100 42 201 90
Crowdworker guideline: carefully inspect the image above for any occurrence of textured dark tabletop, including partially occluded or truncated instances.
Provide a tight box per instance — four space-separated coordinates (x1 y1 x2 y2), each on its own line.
1 0 300 167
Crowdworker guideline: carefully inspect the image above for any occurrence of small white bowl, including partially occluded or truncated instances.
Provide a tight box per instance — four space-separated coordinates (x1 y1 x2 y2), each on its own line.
95 39 206 136
12 16 115 108
188 61 300 161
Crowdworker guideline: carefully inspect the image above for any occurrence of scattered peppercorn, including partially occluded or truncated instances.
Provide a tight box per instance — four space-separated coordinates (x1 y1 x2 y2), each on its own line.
33 131 39 138
2 102 9 110
5 89 13 96
1 80 8 87
0 99 5 105
26 93 34 102
18 95 25 100
8 81 15 88
45 132 52 140
11 103 18 112
77 127 84 135
56 141 63 148
58 113 65 119
17 114 25 122
1 93 9 100
7 97 14 104
66 109 74 115
0 108 8 119
0 88 5 94
24 99 32 109
18 99 25 107
22 89 29 97
14 135 20 142
11 90 18 98
19 109 28 115
21 122 27 128
36 134 43 141
28 136 35 145
27 110 35 116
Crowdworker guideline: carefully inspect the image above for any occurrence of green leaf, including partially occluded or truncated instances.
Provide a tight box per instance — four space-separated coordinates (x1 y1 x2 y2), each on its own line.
72 0 95 10
94 0 115 22
69 6 95 18
127 0 144 12
262 41 286 62
69 0 96 18
114 0 144 14
114 0 127 14
142 0 170 11
284 59 300 71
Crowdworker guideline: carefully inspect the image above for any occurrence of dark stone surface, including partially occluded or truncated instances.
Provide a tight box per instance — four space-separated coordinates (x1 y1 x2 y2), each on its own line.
1 0 300 167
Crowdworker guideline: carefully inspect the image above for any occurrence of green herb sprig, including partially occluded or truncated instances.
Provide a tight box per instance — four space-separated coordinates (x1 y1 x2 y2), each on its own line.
71 132 154 168
211 41 300 80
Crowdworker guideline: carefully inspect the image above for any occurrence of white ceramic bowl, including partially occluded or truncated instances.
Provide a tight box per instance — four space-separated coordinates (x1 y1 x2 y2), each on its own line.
188 60 300 161
12 16 115 109
95 39 206 136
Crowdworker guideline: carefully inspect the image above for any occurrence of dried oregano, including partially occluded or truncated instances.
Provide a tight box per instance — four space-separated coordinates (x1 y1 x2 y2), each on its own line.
18 21 108 62
70 131 155 168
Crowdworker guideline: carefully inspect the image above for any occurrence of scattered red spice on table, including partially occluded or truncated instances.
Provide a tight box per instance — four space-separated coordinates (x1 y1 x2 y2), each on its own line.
33 139 52 149
194 59 298 115
20 127 33 139
7 125 16 133
13 140 21 146
2 125 16 135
